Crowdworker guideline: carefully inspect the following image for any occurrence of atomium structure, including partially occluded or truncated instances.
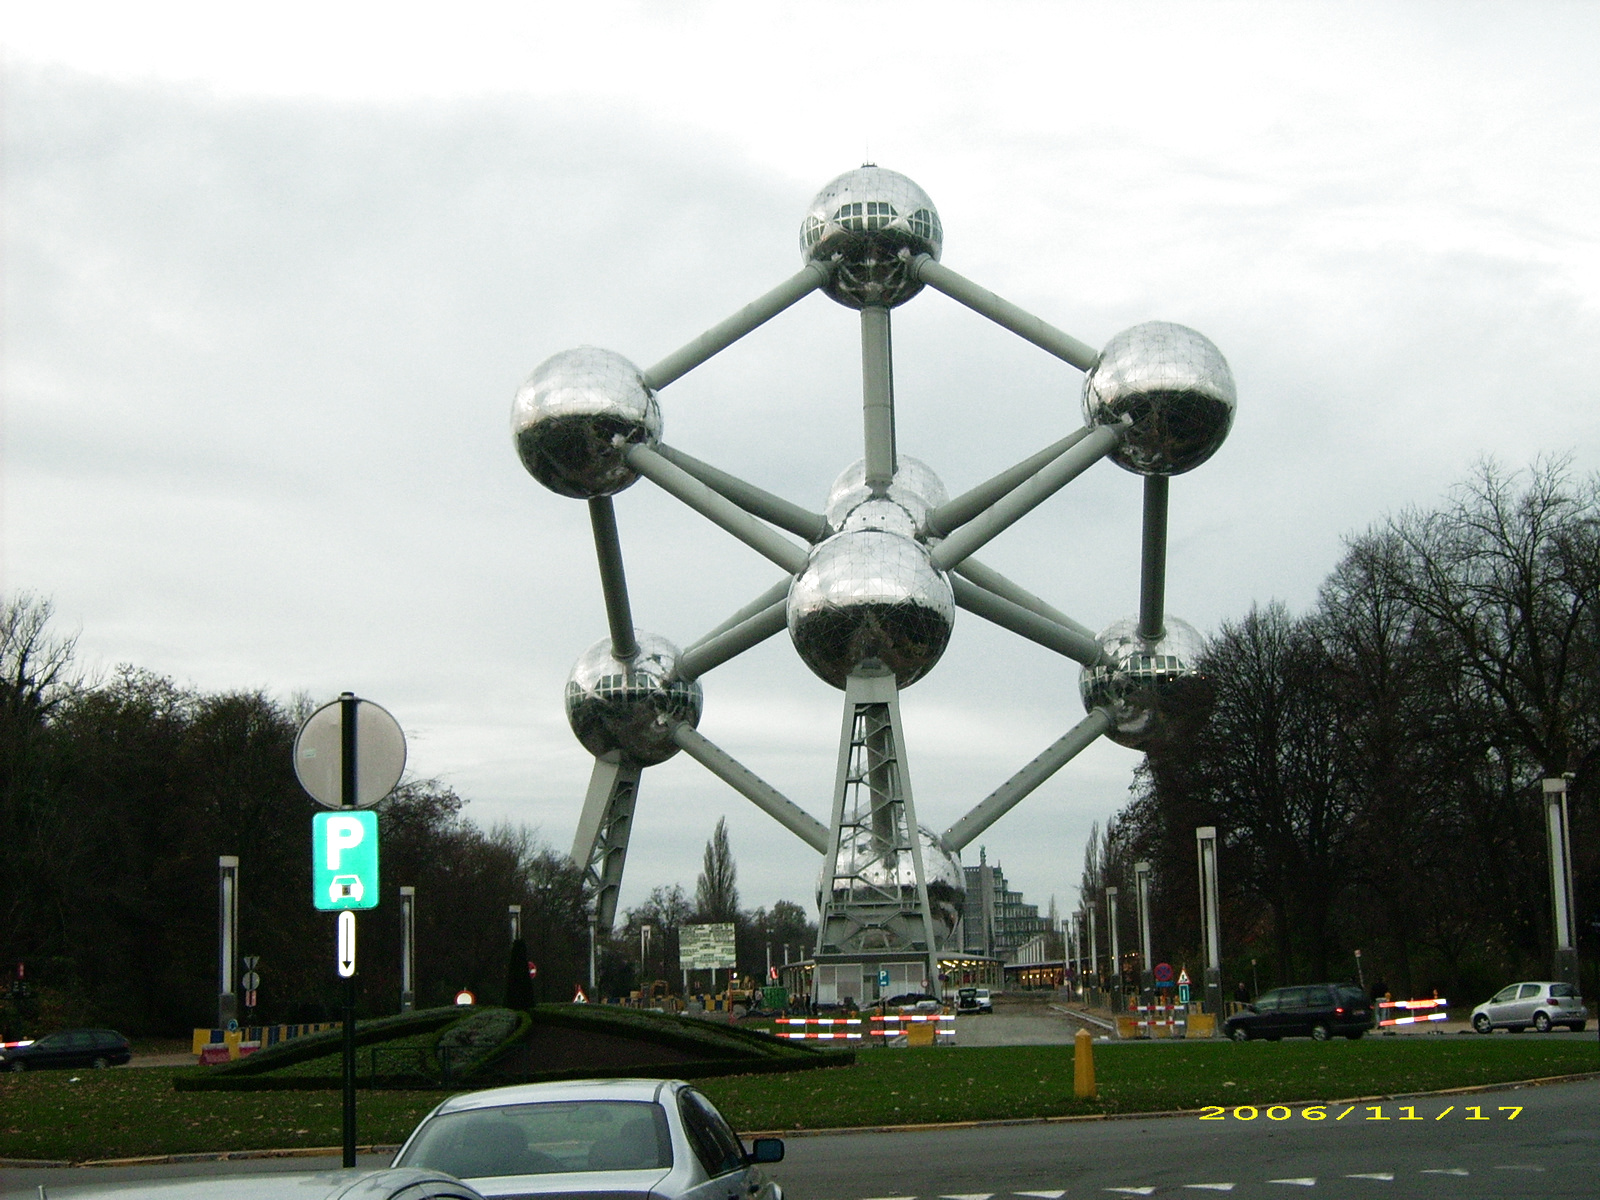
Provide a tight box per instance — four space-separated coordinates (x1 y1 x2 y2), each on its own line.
513 166 1235 1003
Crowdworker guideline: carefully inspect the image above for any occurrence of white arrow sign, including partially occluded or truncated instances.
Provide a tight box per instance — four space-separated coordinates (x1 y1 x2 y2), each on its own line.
337 910 357 978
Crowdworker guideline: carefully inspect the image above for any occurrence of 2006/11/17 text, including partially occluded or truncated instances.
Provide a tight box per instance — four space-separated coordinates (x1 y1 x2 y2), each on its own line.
1199 1105 1521 1121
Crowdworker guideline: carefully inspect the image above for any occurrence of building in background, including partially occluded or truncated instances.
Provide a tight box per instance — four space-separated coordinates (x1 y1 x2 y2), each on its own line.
963 848 1057 962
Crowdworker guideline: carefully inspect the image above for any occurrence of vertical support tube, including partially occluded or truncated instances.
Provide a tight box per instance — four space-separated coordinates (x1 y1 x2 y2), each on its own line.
1087 903 1098 1000
218 856 239 1027
589 497 638 660
1106 887 1121 1012
1197 826 1222 1021
1134 861 1154 999
1543 777 1580 985
861 305 896 488
508 905 522 944
338 690 357 1167
399 887 415 1012
1139 476 1169 641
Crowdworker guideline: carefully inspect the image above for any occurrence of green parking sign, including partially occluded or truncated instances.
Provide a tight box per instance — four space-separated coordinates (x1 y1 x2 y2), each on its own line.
313 811 380 911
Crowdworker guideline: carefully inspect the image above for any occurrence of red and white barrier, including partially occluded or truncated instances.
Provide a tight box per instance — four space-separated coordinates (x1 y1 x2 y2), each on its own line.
775 1017 863 1040
1377 997 1448 1026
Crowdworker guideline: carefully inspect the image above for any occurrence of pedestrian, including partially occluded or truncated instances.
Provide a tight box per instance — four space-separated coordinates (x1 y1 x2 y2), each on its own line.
1234 980 1249 1004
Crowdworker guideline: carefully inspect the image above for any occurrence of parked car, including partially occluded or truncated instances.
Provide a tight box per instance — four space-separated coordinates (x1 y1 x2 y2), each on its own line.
0 1027 131 1071
1470 981 1588 1033
956 987 992 1013
40 1168 485 1199
1224 984 1374 1042
392 1077 784 1200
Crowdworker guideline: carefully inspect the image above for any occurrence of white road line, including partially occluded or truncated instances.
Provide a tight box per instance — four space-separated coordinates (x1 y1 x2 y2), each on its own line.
1016 1191 1067 1197
1420 1169 1469 1176
1183 1184 1236 1191
1346 1173 1394 1181
1104 1189 1156 1196
941 1193 994 1199
1267 1179 1317 1187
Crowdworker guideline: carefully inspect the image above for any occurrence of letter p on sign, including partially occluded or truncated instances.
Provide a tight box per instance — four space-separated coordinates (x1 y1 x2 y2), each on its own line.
313 811 379 911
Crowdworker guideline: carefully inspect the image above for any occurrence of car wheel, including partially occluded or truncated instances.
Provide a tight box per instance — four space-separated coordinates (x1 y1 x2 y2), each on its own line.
1230 1026 1250 1042
92 1056 109 1069
7 1060 24 1072
1311 1023 1331 1042
1533 1012 1552 1033
1473 1013 1492 1034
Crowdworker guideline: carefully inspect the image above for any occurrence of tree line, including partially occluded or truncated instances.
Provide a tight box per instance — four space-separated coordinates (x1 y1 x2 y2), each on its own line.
0 595 814 1036
1082 461 1600 1005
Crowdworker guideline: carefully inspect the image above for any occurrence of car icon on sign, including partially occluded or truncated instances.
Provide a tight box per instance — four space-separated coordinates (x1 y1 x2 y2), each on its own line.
329 874 364 903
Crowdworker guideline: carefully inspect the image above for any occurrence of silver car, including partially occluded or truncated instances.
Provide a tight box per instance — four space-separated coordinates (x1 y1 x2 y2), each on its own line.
1470 981 1588 1033
37 1167 486 1199
391 1078 784 1200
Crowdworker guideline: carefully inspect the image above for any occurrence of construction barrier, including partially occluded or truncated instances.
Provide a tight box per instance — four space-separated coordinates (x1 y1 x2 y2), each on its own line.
192 1022 340 1061
1377 997 1449 1027
774 1017 864 1040
870 1012 956 1046
1118 1001 1189 1039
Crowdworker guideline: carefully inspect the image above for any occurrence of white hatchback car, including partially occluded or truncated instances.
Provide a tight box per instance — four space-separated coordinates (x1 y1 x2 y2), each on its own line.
392 1078 784 1200
1470 981 1588 1033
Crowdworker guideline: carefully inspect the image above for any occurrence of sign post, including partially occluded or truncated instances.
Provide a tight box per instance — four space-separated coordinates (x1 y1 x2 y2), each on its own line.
297 693 404 1170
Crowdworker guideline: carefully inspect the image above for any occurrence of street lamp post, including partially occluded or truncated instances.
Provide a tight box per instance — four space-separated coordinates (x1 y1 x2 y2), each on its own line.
1106 886 1121 1012
1134 861 1154 1003
1196 826 1223 1016
1543 776 1580 986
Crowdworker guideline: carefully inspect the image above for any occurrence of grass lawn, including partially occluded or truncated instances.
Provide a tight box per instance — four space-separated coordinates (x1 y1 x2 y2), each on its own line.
2 1037 1595 1163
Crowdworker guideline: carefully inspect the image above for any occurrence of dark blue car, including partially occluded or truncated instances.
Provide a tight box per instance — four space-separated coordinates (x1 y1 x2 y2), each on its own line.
0 1027 132 1070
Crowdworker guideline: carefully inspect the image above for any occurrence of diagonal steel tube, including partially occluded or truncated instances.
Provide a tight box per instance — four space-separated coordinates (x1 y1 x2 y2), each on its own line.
672 723 830 853
643 262 831 390
588 497 638 660
940 707 1114 853
930 423 1124 571
624 444 810 575
955 557 1097 641
675 600 788 681
655 444 827 542
951 575 1104 666
926 428 1091 538
1139 474 1169 641
688 577 793 649
912 256 1099 370
861 305 896 487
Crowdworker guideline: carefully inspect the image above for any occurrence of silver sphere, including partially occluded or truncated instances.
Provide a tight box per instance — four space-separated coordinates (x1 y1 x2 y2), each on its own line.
824 456 948 538
565 632 702 766
787 530 954 689
800 167 943 309
1079 616 1212 750
1083 322 1236 476
820 826 965 948
512 347 662 498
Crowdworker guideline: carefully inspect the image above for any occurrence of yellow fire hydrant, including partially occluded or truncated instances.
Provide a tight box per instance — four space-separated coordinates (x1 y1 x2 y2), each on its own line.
1073 1026 1096 1099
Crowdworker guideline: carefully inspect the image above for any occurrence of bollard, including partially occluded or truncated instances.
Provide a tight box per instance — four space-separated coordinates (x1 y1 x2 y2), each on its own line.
1073 1026 1096 1099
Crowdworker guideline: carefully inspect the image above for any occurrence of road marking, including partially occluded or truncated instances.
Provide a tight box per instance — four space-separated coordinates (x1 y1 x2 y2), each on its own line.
1183 1185 1236 1191
942 1194 993 1199
1267 1180 1317 1187
1420 1169 1469 1176
1104 1189 1156 1196
1346 1173 1394 1181
1016 1192 1066 1198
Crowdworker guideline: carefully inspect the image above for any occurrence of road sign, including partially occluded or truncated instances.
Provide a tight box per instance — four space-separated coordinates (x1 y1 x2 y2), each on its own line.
1177 967 1190 985
245 989 257 1008
678 922 737 970
243 956 260 971
1179 982 1191 1003
241 971 261 992
573 985 588 1003
294 696 406 809
1153 962 1174 983
527 961 538 979
337 911 357 977
313 811 380 911
878 968 890 988
455 989 475 1005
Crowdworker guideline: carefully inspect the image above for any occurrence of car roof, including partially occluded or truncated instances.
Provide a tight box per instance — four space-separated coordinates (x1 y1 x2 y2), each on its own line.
431 1077 676 1116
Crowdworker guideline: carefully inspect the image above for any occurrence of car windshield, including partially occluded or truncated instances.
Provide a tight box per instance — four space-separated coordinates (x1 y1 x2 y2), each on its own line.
397 1100 673 1179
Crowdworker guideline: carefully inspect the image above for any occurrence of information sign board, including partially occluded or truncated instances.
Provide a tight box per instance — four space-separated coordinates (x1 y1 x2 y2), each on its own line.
678 922 737 970
313 811 380 911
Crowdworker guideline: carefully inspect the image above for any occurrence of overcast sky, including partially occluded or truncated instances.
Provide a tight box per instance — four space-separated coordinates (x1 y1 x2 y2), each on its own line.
5 2 1599 925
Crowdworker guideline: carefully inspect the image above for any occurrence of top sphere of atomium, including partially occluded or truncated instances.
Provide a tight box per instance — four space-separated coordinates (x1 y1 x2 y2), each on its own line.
800 167 943 309
565 632 702 766
1083 322 1236 476
512 347 662 498
1079 616 1212 750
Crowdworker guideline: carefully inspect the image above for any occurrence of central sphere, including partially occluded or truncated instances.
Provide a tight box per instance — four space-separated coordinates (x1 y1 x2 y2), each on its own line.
819 826 965 949
800 167 943 309
565 632 702 765
787 530 954 689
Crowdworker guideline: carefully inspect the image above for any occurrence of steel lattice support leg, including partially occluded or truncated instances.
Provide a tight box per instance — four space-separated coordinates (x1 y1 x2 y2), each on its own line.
814 668 939 1005
571 754 643 932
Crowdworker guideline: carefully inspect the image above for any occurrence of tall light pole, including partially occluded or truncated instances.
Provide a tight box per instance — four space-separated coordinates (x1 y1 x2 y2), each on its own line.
1196 826 1222 1016
1087 902 1098 999
218 856 239 1027
508 904 522 943
1106 886 1121 1011
1544 776 1580 986
399 886 415 1012
1134 861 1153 1001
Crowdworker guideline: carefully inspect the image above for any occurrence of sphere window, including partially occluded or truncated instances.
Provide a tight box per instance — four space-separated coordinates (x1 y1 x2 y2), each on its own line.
907 208 941 242
864 200 896 230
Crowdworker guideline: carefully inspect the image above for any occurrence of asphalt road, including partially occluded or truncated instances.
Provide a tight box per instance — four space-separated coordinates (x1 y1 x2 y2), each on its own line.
6 1078 1595 1199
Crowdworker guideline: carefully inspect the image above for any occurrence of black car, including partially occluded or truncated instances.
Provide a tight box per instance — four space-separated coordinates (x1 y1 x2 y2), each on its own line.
1224 984 1373 1042
0 1027 132 1070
